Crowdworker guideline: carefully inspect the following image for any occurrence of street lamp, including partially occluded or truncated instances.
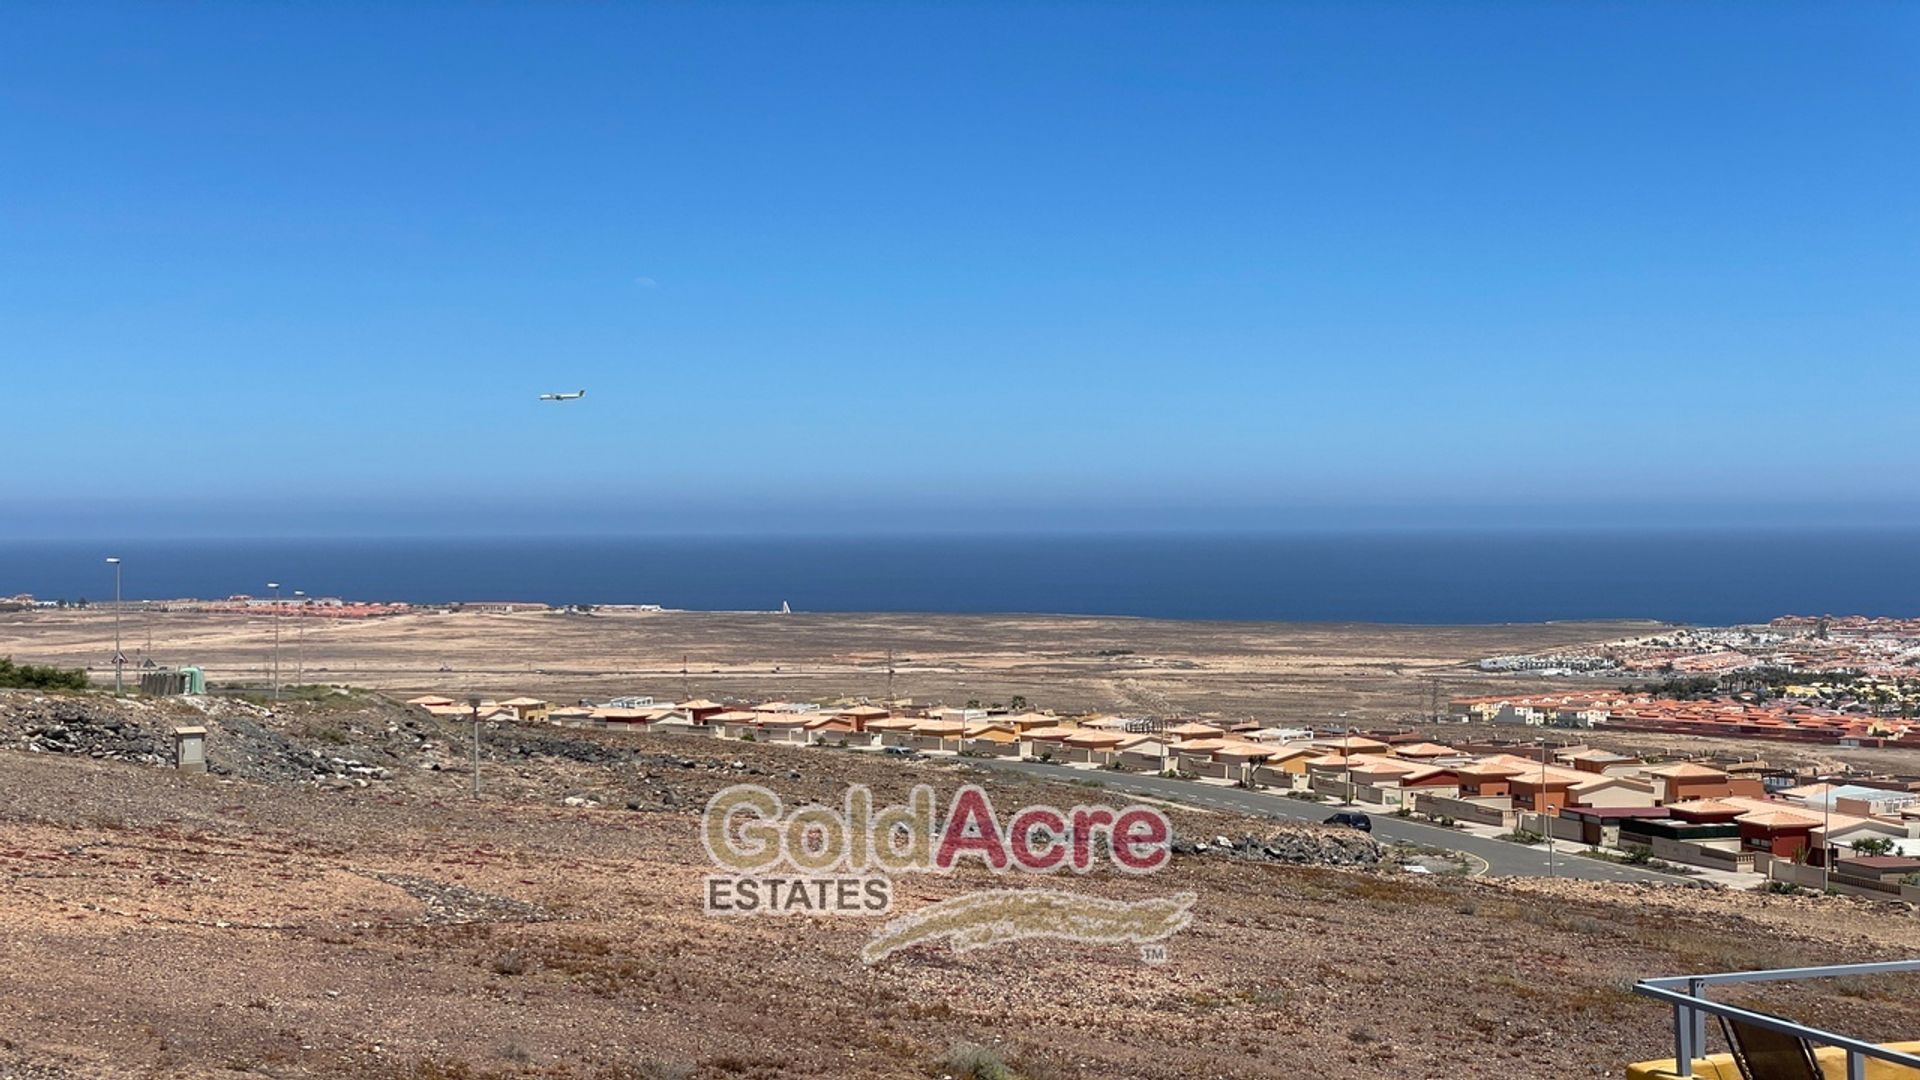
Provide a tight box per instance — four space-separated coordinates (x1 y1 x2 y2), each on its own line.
105 557 123 695
267 582 281 701
1821 776 1833 893
468 694 484 798
1343 727 1355 805
1540 737 1556 879
293 590 306 685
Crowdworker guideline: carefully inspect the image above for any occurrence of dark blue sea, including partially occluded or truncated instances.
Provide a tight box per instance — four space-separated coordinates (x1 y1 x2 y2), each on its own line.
3 531 1918 624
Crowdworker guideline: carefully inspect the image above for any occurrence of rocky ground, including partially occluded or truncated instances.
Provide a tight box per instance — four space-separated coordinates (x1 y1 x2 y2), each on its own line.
2 690 1919 1079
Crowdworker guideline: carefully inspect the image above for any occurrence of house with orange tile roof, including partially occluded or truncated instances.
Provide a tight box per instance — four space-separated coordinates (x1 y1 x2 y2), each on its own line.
589 706 673 731
1248 745 1318 785
1637 761 1764 805
1016 725 1081 761
709 710 764 739
498 696 550 723
1306 734 1392 756
835 704 891 732
1733 806 1825 860
1163 721 1226 741
1560 748 1642 776
675 699 727 726
963 720 1020 743
802 712 873 748
1565 774 1660 809
1116 735 1177 773
1000 712 1065 732
1058 729 1129 764
863 715 923 747
903 718 966 752
1391 742 1462 762
1505 763 1589 814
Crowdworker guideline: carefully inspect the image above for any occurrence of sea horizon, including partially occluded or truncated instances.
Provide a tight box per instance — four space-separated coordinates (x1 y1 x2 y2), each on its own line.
4 527 1918 626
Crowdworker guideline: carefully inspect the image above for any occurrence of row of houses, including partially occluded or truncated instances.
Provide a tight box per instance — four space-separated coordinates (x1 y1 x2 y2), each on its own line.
1451 692 1914 746
403 691 1920 871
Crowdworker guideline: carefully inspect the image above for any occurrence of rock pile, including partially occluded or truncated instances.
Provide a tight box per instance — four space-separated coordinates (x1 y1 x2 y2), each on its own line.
0 692 399 786
15 707 169 765
1174 826 1383 867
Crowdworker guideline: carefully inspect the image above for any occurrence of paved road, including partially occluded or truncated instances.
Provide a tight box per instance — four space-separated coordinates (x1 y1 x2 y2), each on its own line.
955 756 1684 885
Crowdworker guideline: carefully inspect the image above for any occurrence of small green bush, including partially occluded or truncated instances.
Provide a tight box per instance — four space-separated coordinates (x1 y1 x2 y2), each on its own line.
0 656 90 691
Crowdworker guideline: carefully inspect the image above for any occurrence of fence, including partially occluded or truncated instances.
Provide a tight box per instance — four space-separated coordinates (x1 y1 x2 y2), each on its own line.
1634 960 1920 1079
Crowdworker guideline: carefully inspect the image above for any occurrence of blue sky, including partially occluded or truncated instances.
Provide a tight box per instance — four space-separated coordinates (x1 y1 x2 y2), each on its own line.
3 3 1916 537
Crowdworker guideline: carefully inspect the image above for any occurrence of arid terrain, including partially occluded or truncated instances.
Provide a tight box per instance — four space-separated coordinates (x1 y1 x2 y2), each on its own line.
17 608 1920 776
1 607 1659 721
0 689 1918 1079
6 612 1920 1078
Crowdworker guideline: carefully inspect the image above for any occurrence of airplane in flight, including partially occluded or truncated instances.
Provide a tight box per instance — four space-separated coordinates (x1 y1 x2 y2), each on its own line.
539 390 587 401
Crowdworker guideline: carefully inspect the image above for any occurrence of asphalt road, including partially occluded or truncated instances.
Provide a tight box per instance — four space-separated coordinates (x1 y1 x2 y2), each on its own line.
956 756 1685 885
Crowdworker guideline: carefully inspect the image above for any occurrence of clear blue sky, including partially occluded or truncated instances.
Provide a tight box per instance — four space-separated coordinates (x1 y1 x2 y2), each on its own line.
4 3 1915 537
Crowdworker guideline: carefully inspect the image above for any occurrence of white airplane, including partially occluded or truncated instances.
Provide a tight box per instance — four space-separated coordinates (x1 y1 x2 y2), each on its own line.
539 390 587 401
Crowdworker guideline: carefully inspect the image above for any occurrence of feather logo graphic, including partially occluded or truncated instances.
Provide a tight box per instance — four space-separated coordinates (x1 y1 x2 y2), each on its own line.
861 889 1196 965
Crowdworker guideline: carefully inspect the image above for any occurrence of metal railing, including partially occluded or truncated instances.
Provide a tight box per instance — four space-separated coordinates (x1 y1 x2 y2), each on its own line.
1634 960 1920 1079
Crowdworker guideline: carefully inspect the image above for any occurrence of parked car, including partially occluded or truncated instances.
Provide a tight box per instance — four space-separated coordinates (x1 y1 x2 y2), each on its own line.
1323 811 1373 832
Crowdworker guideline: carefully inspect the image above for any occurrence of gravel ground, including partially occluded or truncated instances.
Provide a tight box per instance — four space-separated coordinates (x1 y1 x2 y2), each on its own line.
2 692 1919 1079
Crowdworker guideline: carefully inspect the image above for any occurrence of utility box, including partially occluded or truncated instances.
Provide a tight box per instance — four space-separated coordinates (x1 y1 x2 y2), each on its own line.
141 667 207 696
172 726 208 773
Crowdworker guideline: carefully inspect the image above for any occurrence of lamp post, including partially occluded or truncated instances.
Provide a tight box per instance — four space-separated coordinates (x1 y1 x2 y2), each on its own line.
105 557 123 695
1541 737 1556 879
468 695 484 798
1343 727 1355 805
293 590 306 685
1821 777 1832 893
267 582 281 701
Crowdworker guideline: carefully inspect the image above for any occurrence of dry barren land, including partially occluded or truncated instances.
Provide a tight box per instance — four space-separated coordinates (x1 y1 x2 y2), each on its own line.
1 608 1658 720
5 612 1920 1079
0 691 1917 1079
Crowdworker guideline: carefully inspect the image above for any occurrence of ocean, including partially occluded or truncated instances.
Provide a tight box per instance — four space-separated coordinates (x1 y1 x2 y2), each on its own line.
2 530 1917 625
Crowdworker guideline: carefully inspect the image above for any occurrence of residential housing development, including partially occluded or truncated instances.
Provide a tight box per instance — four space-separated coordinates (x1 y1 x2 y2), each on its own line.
1449 691 1916 746
1480 615 1920 679
405 691 1920 890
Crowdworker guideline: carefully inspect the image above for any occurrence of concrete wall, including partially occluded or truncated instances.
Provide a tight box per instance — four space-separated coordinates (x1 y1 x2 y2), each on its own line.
1252 764 1302 790
810 729 877 748
1180 758 1231 781
1411 793 1516 829
1307 776 1408 806
961 738 1020 757
1518 810 1584 842
1648 836 1755 872
1753 855 1920 901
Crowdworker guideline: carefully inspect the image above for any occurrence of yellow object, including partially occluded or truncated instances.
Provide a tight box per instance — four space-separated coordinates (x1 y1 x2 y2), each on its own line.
1629 1041 1920 1079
